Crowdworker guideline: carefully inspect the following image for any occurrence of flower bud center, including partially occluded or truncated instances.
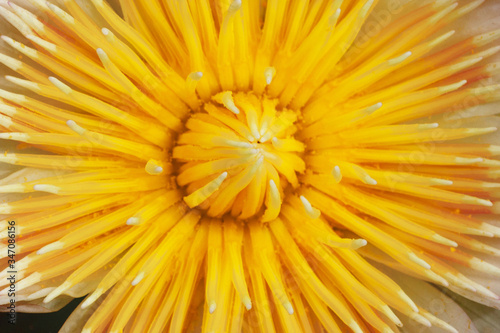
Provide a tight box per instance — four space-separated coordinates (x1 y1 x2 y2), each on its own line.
173 91 306 220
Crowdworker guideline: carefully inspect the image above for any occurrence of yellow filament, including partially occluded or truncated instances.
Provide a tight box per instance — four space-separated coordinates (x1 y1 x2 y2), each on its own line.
0 1 499 332
249 222 294 314
184 172 228 208
225 221 252 310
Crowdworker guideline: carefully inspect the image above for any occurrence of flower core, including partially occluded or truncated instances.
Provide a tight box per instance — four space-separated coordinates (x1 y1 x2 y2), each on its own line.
174 91 305 220
1 0 500 332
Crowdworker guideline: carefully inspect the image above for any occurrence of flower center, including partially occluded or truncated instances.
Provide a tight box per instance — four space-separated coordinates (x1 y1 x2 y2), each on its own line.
173 91 306 220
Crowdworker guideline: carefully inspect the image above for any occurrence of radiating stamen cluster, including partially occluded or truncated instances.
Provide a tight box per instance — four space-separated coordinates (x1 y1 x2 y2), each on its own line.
174 91 305 219
0 0 499 332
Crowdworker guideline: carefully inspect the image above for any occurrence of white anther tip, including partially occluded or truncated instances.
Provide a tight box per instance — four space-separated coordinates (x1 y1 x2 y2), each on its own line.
36 241 63 255
284 302 294 315
243 297 252 310
364 177 377 185
145 159 164 175
66 119 86 135
49 76 72 94
80 300 90 309
409 253 431 269
230 0 242 10
131 272 144 286
189 71 203 80
33 184 60 194
81 288 103 309
352 239 367 249
332 165 342 183
264 67 276 85
126 217 140 225
209 302 217 314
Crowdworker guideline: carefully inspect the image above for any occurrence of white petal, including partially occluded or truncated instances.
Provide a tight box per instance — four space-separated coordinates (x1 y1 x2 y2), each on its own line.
449 294 500 333
59 291 109 333
377 266 479 333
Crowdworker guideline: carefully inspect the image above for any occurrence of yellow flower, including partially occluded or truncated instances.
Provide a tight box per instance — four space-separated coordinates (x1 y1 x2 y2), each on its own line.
0 0 499 332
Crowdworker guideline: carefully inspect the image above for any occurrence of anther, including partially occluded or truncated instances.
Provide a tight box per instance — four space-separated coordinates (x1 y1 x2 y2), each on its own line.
264 67 276 85
331 166 342 183
213 91 240 114
49 76 72 94
184 172 228 208
186 71 203 94
66 120 87 135
145 159 164 175
131 272 145 286
299 195 321 219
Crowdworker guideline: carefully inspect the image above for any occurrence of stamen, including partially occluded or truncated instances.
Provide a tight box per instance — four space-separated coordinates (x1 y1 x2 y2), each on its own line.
0 52 21 71
145 159 164 175
397 290 419 313
0 2 497 332
33 184 60 194
183 172 228 208
262 179 281 222
0 114 13 128
126 217 140 226
10 272 41 293
36 241 64 255
408 311 432 327
299 195 321 219
228 0 242 14
408 253 431 269
66 119 86 135
5 74 40 91
186 71 203 95
431 234 458 247
213 91 240 115
206 221 222 314
388 51 413 66
209 302 217 314
351 164 377 185
225 221 252 310
131 272 145 286
271 137 305 152
351 239 368 250
0 5 31 36
331 166 342 183
81 288 104 309
7 2 45 33
43 280 72 303
419 308 458 333
95 48 183 131
65 119 166 161
264 67 276 85
46 2 74 25
469 258 500 276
